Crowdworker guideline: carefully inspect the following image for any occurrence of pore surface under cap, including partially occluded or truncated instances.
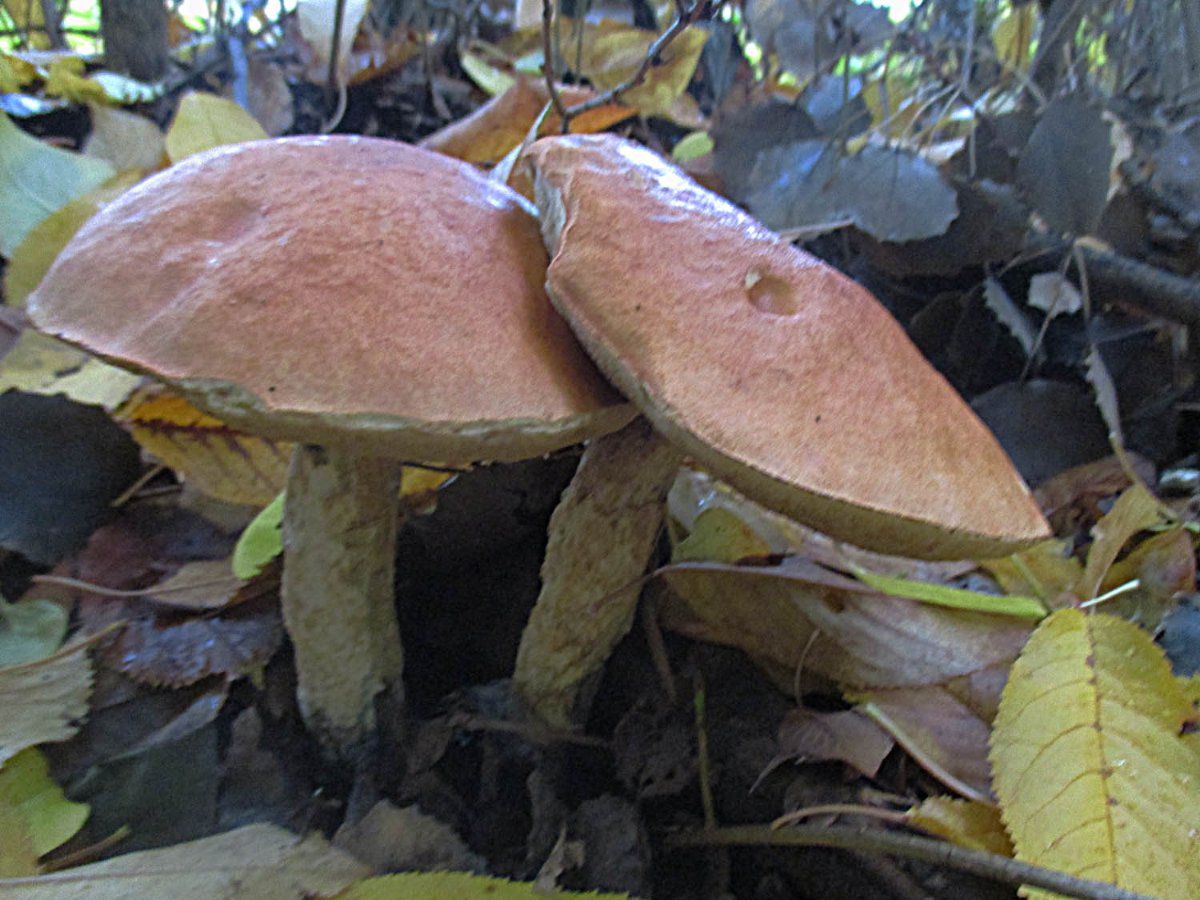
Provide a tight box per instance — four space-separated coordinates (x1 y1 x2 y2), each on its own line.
29 136 631 462
524 134 1048 559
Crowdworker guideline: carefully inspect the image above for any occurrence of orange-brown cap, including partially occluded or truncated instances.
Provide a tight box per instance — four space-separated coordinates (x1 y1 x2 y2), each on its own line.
523 134 1050 559
28 136 632 463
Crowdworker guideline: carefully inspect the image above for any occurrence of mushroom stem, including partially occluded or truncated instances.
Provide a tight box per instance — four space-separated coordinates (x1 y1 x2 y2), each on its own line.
514 419 683 727
281 444 404 758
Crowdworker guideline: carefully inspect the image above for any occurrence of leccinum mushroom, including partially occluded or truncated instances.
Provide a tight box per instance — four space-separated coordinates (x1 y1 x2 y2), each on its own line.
27 136 632 758
514 134 1051 726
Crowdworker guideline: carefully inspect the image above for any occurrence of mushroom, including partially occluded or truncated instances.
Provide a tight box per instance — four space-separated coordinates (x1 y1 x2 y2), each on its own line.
513 134 1051 725
27 135 633 759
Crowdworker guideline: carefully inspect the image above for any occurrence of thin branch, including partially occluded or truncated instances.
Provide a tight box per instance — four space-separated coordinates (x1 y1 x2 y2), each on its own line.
667 826 1157 900
542 0 568 123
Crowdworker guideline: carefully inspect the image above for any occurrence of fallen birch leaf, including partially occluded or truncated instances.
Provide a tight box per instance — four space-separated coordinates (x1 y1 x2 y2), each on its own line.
851 567 1045 620
164 91 268 163
1076 483 1168 601
0 630 99 765
0 823 368 899
0 331 140 410
118 386 292 506
233 492 285 579
771 708 893 778
989 608 1200 898
0 748 89 873
84 103 166 171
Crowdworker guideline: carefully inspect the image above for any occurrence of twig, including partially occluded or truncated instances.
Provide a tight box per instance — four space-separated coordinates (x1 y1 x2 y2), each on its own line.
667 825 1157 900
1024 236 1200 328
539 0 706 134
542 0 568 123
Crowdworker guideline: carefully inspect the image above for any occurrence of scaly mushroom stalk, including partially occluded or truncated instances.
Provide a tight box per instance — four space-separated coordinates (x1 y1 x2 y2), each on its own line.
281 446 404 750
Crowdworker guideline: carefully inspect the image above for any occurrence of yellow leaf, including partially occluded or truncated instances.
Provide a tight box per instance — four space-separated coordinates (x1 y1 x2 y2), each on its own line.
1076 483 1169 600
0 749 88 864
0 53 39 93
981 538 1081 604
459 45 517 97
118 386 292 506
989 609 1200 898
0 331 140 411
164 91 267 163
84 103 166 172
907 796 1013 856
591 24 707 119
673 506 772 564
992 3 1038 73
42 56 108 105
4 170 142 308
0 2 49 50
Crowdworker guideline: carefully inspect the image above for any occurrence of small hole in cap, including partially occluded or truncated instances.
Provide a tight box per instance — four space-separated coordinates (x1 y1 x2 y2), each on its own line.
745 269 797 315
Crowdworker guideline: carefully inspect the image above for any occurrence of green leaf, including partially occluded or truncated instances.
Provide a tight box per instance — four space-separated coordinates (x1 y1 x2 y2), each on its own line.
852 568 1046 620
232 491 285 579
0 599 68 667
0 112 115 257
0 748 89 859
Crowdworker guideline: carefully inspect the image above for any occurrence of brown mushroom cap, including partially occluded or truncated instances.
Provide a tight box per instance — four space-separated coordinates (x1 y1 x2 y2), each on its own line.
28 135 632 463
523 134 1050 559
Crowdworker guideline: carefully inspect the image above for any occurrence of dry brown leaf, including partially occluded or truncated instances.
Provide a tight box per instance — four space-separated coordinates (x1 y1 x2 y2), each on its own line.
858 688 996 802
772 708 894 778
0 630 100 765
659 560 1032 690
421 78 633 166
0 823 368 898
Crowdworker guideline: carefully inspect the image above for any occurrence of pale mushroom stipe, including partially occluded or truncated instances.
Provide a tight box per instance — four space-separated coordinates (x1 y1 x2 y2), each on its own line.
513 134 1051 726
27 135 633 758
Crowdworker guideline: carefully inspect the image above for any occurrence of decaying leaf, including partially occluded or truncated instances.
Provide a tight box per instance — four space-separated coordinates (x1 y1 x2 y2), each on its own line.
770 708 894 779
118 386 292 506
858 688 997 801
0 823 369 899
1026 272 1082 318
0 748 89 875
336 871 632 899
0 630 99 765
989 609 1200 898
0 111 115 257
105 599 282 687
